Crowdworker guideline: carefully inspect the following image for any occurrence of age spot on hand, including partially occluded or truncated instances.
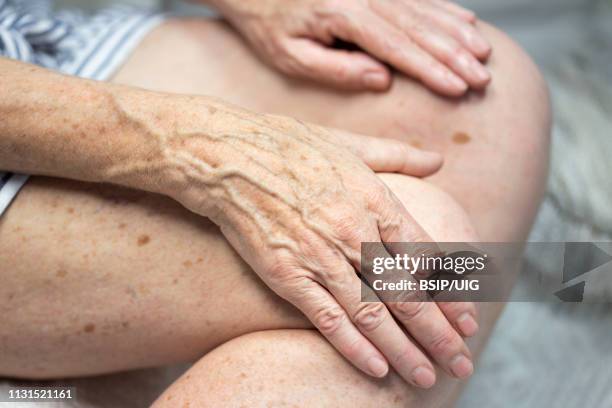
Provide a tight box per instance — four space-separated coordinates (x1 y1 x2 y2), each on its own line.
453 132 471 145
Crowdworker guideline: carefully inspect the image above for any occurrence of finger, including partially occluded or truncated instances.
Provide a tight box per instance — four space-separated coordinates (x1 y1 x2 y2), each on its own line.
330 220 438 388
430 0 477 23
375 201 474 379
331 12 468 96
372 1 488 88
327 259 437 388
282 37 392 91
388 297 474 379
423 3 492 60
406 28 490 89
288 276 391 379
329 129 443 177
437 302 479 337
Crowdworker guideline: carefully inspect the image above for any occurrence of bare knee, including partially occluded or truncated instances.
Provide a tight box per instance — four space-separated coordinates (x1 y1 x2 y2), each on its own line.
151 180 480 407
379 174 479 242
153 329 450 408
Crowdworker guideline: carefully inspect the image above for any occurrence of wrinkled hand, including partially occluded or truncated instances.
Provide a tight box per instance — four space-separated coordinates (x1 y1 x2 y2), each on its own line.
156 97 478 387
212 0 491 95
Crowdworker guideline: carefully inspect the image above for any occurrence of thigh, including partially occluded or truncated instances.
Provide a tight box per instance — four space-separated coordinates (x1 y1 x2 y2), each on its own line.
0 173 486 379
112 18 551 242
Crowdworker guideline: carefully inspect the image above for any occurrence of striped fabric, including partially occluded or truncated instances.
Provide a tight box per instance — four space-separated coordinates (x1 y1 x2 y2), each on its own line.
0 0 165 215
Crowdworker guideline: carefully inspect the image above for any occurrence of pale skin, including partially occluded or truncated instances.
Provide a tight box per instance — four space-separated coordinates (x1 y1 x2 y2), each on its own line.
1 3 493 386
0 7 550 408
0 0 491 385
0 56 478 387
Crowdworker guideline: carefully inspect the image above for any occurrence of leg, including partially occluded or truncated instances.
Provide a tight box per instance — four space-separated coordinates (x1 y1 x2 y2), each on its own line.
0 173 476 377
0 16 550 408
1 174 480 407
153 329 469 408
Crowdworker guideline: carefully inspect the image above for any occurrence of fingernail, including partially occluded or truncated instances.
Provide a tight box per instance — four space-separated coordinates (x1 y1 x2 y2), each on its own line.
449 354 473 379
445 70 468 93
367 356 389 378
472 61 491 83
412 366 436 388
457 312 479 337
471 36 492 57
363 72 388 90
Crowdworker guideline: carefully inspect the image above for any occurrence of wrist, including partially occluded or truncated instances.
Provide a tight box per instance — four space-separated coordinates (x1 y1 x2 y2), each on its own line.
206 0 271 23
107 89 237 219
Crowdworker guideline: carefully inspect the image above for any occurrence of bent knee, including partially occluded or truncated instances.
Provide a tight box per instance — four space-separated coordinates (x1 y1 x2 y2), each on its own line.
379 174 479 242
152 330 439 408
478 22 551 145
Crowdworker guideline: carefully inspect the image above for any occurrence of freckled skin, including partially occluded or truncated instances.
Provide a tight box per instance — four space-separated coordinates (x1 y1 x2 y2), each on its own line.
409 140 423 149
0 18 550 407
137 234 150 246
452 132 471 145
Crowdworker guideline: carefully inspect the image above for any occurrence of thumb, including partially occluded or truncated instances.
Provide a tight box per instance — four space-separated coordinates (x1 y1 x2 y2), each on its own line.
330 129 444 177
283 37 391 91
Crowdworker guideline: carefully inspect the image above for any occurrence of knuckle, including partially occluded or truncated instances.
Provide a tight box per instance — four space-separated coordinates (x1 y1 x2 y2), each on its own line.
267 257 298 280
297 230 328 259
267 263 291 282
343 337 369 361
392 299 426 321
458 25 478 42
313 305 346 335
330 212 363 243
331 63 353 83
408 21 426 39
378 209 403 235
440 301 477 317
445 45 467 64
352 302 387 332
428 330 459 356
367 183 392 207
448 45 462 60
319 264 352 285
393 346 419 367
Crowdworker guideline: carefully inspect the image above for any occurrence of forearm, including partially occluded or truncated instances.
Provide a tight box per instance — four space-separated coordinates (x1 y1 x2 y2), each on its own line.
0 58 214 196
191 0 263 20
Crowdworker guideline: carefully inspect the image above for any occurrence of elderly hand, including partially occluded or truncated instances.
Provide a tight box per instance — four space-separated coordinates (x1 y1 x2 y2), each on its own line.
135 95 478 387
211 0 491 95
